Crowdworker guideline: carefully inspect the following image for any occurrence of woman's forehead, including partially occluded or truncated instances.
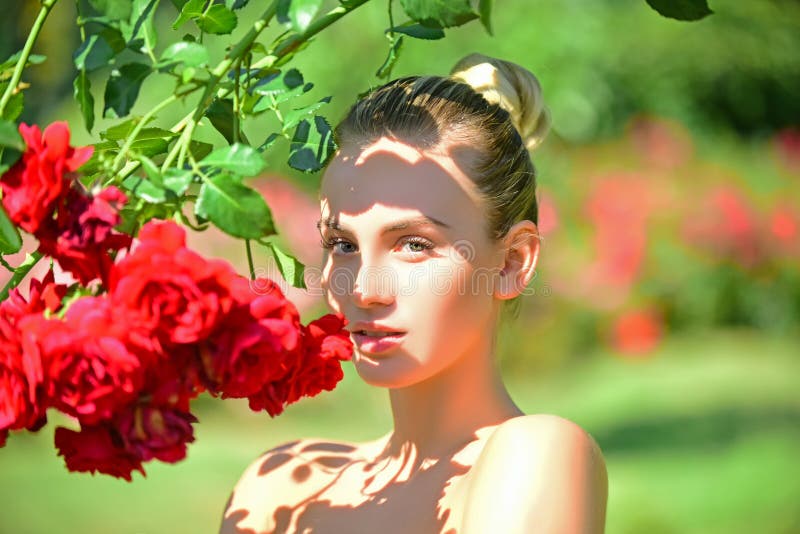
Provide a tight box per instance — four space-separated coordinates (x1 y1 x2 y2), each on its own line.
319 137 484 226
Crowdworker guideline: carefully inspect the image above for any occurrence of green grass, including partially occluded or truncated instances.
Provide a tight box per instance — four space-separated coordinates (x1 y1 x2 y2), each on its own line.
1 329 798 534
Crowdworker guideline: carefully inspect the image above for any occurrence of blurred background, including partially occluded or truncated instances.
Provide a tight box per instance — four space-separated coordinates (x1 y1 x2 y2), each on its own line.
1 0 799 533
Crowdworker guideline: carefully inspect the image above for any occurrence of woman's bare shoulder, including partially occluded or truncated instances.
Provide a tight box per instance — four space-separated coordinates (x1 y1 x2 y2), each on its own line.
218 437 363 534
462 414 608 534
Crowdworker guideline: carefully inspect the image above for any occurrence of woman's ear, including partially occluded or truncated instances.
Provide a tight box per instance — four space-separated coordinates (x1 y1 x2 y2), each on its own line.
495 220 540 300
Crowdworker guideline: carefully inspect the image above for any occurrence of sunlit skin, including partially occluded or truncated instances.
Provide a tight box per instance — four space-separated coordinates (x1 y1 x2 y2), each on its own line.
219 137 607 534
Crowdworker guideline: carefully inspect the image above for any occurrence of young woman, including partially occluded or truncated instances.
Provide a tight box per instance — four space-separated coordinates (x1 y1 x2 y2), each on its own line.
220 53 608 534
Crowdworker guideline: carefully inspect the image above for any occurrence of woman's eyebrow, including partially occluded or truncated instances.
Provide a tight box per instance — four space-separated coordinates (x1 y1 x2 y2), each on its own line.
315 215 450 234
379 216 450 235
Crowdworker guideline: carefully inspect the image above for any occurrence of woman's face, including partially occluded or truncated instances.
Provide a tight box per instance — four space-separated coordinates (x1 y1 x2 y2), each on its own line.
318 137 506 388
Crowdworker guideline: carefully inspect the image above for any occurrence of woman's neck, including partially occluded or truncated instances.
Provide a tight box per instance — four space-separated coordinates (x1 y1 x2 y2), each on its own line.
377 335 524 467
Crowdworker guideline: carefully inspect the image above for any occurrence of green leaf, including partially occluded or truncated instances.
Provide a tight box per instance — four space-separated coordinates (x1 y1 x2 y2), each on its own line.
0 120 23 151
158 41 210 69
252 68 304 97
103 63 151 119
389 22 445 40
205 98 234 143
73 71 95 133
281 96 331 132
0 52 46 78
264 241 306 289
376 35 403 79
136 154 164 186
122 0 159 47
200 143 266 177
100 117 152 140
288 116 336 173
399 0 478 28
73 34 115 72
277 0 323 33
644 0 713 21
226 0 250 9
0 83 23 122
478 0 493 34
196 174 275 239
173 0 204 29
88 0 133 21
197 5 238 34
0 203 22 254
188 140 213 160
163 168 194 196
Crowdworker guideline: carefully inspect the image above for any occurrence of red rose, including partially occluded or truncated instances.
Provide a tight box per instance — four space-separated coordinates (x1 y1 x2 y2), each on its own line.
203 277 302 399
0 122 92 234
20 296 144 425
54 424 144 481
116 403 197 463
0 271 66 444
246 313 352 417
37 186 131 286
109 220 238 353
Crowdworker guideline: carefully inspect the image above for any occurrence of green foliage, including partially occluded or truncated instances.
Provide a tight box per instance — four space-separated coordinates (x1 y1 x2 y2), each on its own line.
645 0 713 21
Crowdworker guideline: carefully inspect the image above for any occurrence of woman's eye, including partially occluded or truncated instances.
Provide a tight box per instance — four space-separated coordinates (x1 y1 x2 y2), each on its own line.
320 237 358 254
398 237 435 255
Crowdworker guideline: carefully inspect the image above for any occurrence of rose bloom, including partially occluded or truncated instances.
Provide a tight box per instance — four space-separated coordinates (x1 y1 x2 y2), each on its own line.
109 220 239 353
19 296 143 426
36 186 131 286
0 122 92 234
116 403 197 463
202 277 303 399
0 272 66 445
54 424 144 481
245 312 352 417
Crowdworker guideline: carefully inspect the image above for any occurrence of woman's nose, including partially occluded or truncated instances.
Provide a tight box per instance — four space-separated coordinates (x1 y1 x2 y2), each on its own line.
352 262 396 308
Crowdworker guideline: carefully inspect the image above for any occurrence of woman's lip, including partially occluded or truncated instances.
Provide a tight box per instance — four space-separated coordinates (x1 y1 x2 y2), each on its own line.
352 332 406 355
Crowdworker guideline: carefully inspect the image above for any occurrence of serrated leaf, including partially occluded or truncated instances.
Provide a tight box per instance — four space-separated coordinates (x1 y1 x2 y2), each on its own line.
265 241 306 289
88 0 132 21
281 96 331 132
645 0 713 21
200 143 266 177
173 0 204 29
376 35 403 79
399 0 478 28
389 22 445 40
277 0 323 33
288 116 336 173
158 41 210 69
197 5 238 34
73 34 115 72
196 174 275 239
0 120 23 151
0 203 22 254
0 83 23 122
73 71 95 132
103 63 151 119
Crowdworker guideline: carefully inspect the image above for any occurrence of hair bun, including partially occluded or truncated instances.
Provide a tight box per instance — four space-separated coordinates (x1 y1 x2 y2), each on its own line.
450 53 551 151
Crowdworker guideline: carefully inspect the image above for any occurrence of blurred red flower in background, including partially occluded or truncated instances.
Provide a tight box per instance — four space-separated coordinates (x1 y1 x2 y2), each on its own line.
611 308 664 356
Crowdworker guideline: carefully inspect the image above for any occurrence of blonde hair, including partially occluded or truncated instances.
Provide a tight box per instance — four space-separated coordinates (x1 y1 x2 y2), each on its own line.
450 53 551 151
334 54 549 317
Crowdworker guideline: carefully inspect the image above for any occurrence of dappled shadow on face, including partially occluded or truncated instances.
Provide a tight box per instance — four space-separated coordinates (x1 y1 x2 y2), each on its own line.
222 438 471 534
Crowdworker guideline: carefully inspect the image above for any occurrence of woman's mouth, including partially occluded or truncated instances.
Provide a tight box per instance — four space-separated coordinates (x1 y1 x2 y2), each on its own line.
352 330 406 354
